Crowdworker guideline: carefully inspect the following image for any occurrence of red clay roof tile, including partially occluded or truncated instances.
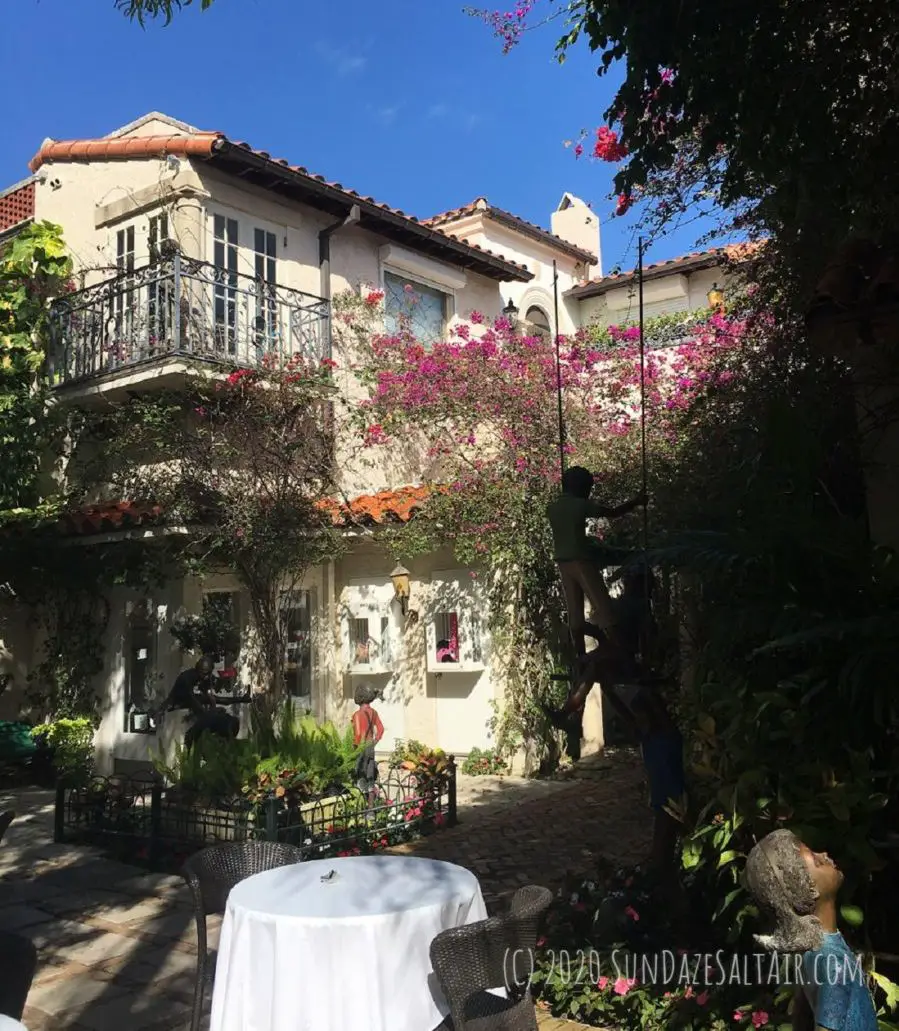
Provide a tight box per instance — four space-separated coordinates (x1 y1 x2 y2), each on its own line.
27 128 530 280
567 241 763 298
425 197 597 264
48 487 436 538
28 133 224 173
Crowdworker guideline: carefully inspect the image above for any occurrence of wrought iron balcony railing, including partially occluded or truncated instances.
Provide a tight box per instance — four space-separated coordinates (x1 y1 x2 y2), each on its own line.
48 254 331 387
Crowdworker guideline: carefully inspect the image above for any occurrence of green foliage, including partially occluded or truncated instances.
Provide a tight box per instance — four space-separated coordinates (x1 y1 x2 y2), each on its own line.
115 0 215 24
460 746 508 776
154 733 258 802
532 862 899 1030
0 221 71 514
169 605 240 659
91 363 347 696
32 717 94 783
386 738 429 768
545 0 899 303
154 704 362 804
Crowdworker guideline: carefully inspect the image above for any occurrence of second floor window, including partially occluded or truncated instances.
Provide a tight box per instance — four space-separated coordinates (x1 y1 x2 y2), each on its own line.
214 215 239 354
384 271 448 346
149 213 169 263
254 229 278 346
116 226 135 274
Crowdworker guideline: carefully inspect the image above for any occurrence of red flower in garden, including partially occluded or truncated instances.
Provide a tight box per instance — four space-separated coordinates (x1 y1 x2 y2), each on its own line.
364 289 384 306
320 358 338 369
615 193 633 216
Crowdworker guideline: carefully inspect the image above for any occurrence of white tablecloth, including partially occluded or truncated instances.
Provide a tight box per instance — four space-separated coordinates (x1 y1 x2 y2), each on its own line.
209 855 488 1031
0 1017 28 1030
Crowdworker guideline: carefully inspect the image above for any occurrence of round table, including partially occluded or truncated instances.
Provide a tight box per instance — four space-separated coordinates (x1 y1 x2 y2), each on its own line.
209 854 488 1031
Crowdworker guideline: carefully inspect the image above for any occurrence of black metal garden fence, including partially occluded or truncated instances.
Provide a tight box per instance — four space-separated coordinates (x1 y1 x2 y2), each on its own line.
54 761 457 870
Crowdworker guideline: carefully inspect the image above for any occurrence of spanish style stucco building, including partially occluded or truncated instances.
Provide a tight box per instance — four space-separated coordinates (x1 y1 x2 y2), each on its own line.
0 110 736 773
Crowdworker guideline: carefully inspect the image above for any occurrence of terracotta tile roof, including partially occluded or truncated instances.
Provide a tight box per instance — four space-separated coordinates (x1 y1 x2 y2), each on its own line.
28 133 224 172
25 487 437 539
27 125 531 283
424 197 597 265
319 485 439 527
0 178 35 233
57 501 164 536
567 241 763 299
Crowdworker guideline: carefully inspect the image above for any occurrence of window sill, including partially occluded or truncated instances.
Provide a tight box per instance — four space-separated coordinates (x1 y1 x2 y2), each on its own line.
426 661 485 675
346 665 393 676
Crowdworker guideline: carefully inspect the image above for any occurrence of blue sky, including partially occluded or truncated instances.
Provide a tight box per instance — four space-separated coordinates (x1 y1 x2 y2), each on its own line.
2 0 731 274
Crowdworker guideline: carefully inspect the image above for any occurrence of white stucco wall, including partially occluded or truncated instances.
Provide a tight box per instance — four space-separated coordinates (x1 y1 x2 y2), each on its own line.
0 603 34 722
432 212 584 335
578 266 726 327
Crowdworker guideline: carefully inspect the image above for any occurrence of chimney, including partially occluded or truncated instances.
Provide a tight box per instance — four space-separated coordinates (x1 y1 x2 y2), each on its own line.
551 193 601 277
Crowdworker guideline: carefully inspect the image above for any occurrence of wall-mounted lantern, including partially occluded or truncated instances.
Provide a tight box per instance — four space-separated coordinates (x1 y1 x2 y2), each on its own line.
707 283 725 309
390 563 411 616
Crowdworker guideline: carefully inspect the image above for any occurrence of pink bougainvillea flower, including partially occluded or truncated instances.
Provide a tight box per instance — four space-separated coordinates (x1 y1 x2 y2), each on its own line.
536 936 547 948
593 126 628 162
615 193 633 216
613 977 636 996
574 142 584 159
364 289 384 306
624 905 640 921
734 1012 745 1023
696 991 710 1006
684 986 694 999
751 1012 769 1028
597 976 609 990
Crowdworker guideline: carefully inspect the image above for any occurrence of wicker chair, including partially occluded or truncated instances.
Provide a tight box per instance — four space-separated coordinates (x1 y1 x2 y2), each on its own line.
0 811 14 845
0 931 37 1019
430 884 553 1031
181 840 304 1031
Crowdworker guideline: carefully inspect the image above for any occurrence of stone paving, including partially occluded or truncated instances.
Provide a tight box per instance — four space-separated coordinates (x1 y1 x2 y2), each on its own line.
0 753 649 1030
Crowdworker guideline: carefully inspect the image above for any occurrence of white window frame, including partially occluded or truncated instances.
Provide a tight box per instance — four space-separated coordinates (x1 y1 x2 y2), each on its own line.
124 598 167 733
425 569 486 674
342 577 396 675
381 265 455 345
282 588 318 710
200 587 243 681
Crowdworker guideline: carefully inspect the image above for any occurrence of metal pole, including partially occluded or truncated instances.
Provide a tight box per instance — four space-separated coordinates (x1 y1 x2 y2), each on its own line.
553 260 565 481
637 238 651 640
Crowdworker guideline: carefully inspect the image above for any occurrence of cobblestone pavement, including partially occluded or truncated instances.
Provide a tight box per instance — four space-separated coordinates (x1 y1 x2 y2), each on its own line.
0 755 648 1030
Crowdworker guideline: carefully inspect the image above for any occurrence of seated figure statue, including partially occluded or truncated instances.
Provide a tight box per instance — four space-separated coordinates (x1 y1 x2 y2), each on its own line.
161 655 240 750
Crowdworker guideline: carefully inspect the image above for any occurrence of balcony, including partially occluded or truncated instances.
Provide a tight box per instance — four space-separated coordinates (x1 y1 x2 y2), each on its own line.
48 254 331 389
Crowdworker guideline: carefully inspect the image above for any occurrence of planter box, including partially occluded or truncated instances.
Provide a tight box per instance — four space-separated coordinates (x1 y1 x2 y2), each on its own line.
158 796 254 844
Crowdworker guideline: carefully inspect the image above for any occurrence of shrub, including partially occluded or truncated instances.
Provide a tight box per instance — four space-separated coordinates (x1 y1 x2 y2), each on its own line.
387 738 429 768
32 717 94 784
531 860 899 1031
460 746 508 776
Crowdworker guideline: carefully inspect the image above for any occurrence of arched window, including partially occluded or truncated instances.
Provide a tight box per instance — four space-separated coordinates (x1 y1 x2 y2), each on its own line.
525 306 551 339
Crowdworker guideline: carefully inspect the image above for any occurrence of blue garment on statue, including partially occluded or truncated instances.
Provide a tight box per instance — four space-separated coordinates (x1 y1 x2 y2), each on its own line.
801 932 877 1031
639 729 684 810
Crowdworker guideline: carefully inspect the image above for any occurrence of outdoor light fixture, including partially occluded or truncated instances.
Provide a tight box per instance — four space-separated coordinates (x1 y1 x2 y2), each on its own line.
390 563 411 616
707 282 725 309
503 298 519 324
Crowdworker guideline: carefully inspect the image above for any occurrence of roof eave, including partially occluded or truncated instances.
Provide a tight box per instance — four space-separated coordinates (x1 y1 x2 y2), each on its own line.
484 206 597 265
566 254 723 299
209 144 533 283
